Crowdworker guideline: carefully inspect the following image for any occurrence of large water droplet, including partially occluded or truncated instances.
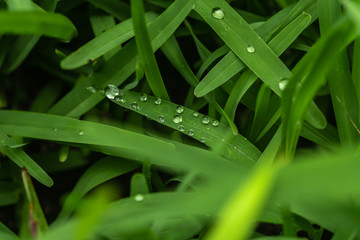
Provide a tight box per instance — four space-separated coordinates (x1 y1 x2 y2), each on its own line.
78 130 84 136
188 129 194 136
115 96 126 103
212 120 219 127
134 194 144 202
193 112 199 117
105 84 120 99
154 98 162 105
130 102 139 110
279 79 288 91
200 137 206 143
202 116 210 125
172 114 183 124
178 125 185 131
212 7 224 20
86 86 96 93
158 115 165 123
246 46 255 53
176 105 184 114
139 93 147 102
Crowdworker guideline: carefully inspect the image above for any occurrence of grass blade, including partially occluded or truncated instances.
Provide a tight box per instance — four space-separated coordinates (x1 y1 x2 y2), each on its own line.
87 0 130 21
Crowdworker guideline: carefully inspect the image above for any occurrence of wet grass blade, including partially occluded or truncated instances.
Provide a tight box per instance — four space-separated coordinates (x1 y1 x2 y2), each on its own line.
131 0 169 100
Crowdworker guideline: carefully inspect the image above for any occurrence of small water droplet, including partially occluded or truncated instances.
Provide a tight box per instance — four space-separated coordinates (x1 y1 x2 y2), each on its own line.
279 79 288 91
212 120 219 127
206 127 210 130
105 84 120 99
154 98 162 105
130 102 139 110
193 111 199 117
176 105 184 113
212 7 224 20
134 194 144 202
78 130 84 136
115 96 126 103
158 115 165 123
221 138 225 142
53 128 58 132
188 129 194 136
202 116 210 125
86 86 96 93
139 93 147 102
200 137 206 143
172 115 183 124
246 46 255 53
178 125 185 131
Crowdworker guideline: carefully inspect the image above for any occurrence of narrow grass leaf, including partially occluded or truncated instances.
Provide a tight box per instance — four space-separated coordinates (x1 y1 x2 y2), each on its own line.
130 173 149 196
131 0 169 100
7 0 34 11
184 20 211 62
0 222 20 240
49 0 196 117
0 182 21 206
196 45 229 79
61 13 158 70
352 38 360 122
87 0 130 21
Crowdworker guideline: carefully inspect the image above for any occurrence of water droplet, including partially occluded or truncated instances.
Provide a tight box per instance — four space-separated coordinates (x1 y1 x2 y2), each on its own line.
115 96 126 103
202 116 210 125
212 7 224 20
193 112 199 117
212 120 219 127
130 102 139 110
134 194 144 202
86 86 96 93
221 138 225 142
176 105 184 113
200 137 206 143
279 79 288 91
105 84 120 99
178 125 185 131
139 93 147 102
188 129 194 136
154 98 162 105
206 127 210 130
172 114 183 124
158 115 165 123
53 128 58 132
78 130 84 136
246 46 255 53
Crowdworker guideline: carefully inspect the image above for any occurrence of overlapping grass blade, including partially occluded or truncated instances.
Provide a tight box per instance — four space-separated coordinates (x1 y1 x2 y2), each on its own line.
131 0 169 100
61 13 157 70
0 12 77 41
7 0 34 11
196 45 229 79
130 173 149 196
87 0 130 21
0 182 21 206
0 222 20 240
49 0 196 117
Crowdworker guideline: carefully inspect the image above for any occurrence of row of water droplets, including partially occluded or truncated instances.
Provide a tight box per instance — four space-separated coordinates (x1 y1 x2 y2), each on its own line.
211 7 255 54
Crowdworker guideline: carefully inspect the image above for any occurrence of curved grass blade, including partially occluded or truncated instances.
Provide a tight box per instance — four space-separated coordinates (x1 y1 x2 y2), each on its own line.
196 45 229 79
87 0 130 21
130 173 149 196
184 20 211 62
61 13 157 70
108 90 260 166
0 12 77 42
49 0 196 117
0 130 53 187
131 0 169 100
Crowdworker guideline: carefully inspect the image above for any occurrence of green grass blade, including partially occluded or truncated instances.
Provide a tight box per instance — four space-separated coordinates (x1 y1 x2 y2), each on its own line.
49 0 196 117
130 173 149 196
107 90 260 166
7 0 34 11
0 222 20 240
196 45 229 79
131 0 169 100
61 13 157 70
184 20 211 62
0 12 77 42
352 38 360 122
87 0 130 21
0 182 20 206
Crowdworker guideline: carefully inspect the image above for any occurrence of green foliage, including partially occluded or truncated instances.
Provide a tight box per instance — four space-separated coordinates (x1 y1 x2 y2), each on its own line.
0 0 360 239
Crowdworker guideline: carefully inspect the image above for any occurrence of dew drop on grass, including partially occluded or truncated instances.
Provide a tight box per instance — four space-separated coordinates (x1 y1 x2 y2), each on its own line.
172 115 183 124
86 86 96 93
202 116 210 125
115 96 126 103
212 120 219 127
178 125 185 131
188 129 194 136
105 84 120 99
193 112 199 117
130 102 139 110
154 98 162 105
78 130 84 136
134 194 144 202
279 79 288 91
212 7 224 20
139 93 147 102
246 46 255 53
53 128 58 132
201 137 206 143
158 115 165 123
176 105 184 113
